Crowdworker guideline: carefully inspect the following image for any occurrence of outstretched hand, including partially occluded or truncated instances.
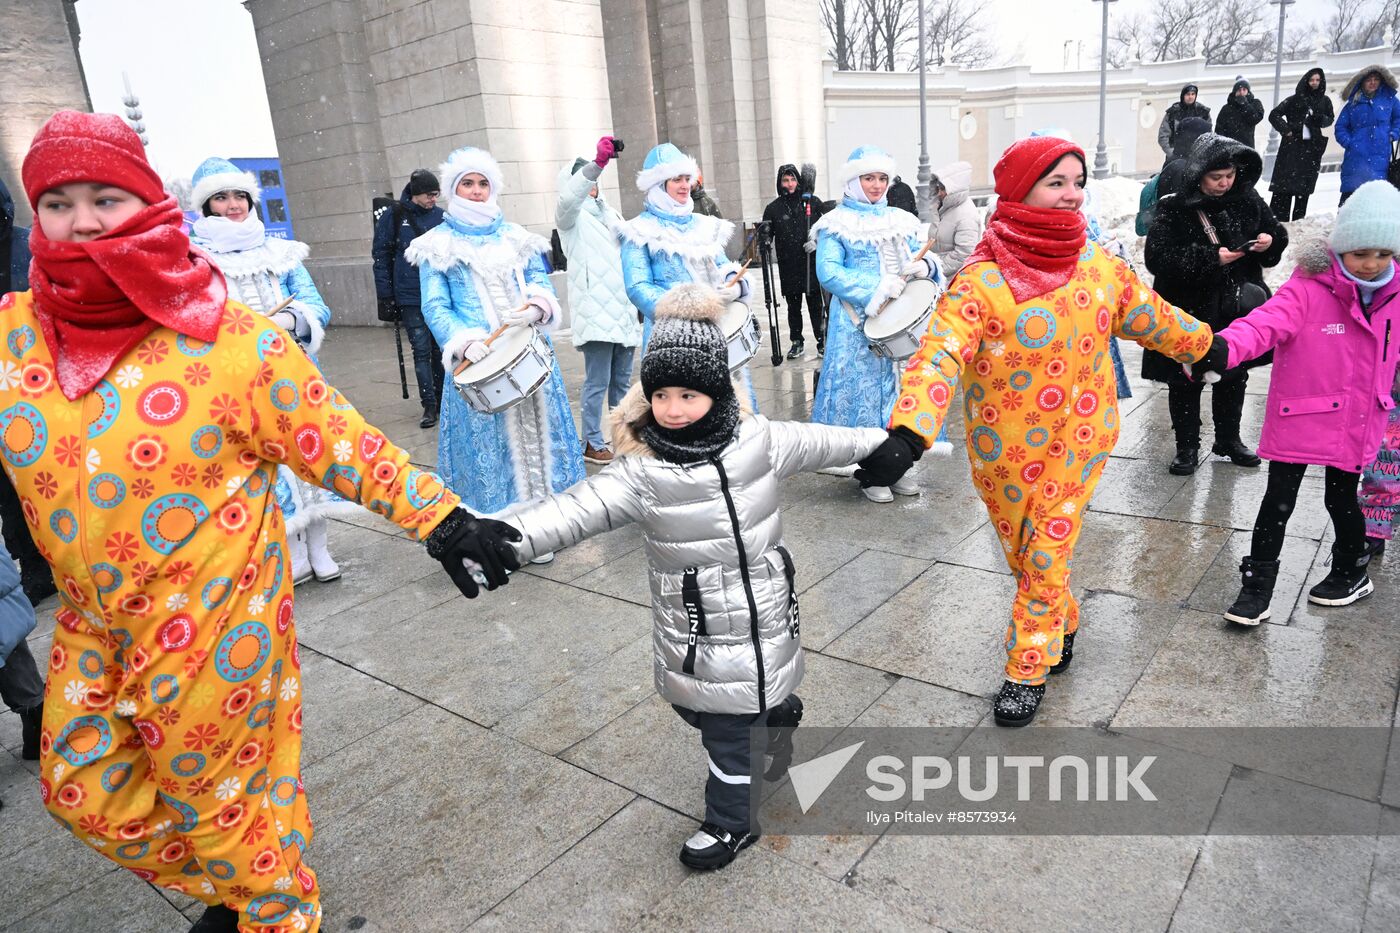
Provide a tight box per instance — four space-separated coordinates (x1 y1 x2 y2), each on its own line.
854 428 925 489
425 509 523 599
1184 334 1230 383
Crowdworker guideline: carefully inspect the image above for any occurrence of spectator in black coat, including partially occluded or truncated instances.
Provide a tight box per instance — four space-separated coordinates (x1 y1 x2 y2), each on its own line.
1268 68 1334 221
1144 134 1287 476
1215 77 1266 150
1157 116 1213 201
761 163 828 357
373 169 446 428
886 175 918 215
1158 84 1213 160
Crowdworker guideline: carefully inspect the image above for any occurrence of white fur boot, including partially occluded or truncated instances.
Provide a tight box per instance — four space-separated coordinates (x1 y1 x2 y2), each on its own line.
289 528 313 585
306 516 341 582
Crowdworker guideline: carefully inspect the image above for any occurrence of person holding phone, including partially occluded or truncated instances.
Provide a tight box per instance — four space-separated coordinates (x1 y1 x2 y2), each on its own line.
1143 133 1287 476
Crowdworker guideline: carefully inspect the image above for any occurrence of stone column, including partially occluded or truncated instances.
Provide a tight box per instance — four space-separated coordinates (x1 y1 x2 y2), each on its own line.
0 0 90 227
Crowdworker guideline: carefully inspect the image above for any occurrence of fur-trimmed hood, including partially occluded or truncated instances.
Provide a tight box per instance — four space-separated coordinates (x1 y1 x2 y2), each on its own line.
1178 132 1262 206
1291 237 1337 276
1342 65 1398 101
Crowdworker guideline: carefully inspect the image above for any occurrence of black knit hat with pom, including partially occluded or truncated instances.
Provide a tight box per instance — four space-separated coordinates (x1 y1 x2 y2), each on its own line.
640 284 734 402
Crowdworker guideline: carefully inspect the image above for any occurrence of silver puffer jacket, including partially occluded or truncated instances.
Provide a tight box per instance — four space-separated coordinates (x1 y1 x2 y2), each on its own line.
505 384 886 714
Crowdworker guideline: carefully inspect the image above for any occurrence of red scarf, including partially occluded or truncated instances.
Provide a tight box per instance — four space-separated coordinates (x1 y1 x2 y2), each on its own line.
967 200 1088 304
28 198 226 399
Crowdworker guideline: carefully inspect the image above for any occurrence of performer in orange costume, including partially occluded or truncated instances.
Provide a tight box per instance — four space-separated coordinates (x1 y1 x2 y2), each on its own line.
856 137 1224 726
1 112 520 933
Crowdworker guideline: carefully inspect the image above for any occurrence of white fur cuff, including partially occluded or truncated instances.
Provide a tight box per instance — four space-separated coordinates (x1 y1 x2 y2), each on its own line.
522 284 561 333
442 328 490 371
864 274 905 319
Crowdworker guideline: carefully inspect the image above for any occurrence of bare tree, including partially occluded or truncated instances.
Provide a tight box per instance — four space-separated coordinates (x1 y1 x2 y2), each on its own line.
1104 12 1148 68
861 0 918 71
1326 0 1399 52
918 0 994 69
1200 0 1267 65
1142 0 1198 63
821 0 865 70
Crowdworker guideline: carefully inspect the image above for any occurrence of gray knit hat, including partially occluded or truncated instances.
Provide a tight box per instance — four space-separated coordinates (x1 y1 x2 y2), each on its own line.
640 285 733 401
1331 180 1400 256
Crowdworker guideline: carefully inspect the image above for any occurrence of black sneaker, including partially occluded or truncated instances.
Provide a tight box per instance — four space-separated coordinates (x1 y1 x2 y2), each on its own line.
764 695 804 781
993 681 1046 727
1168 447 1199 476
816 336 825 355
419 409 439 429
1224 557 1280 626
1307 547 1374 607
679 821 760 870
1048 630 1075 675
19 704 42 761
786 340 805 360
188 905 240 933
1212 438 1262 467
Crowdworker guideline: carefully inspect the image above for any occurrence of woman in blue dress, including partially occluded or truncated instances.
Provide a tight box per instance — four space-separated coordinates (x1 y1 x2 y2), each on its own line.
811 146 947 503
408 147 584 559
189 156 352 584
617 143 758 408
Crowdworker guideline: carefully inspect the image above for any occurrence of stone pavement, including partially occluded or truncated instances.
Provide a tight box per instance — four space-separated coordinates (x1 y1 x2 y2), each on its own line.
3 328 1397 933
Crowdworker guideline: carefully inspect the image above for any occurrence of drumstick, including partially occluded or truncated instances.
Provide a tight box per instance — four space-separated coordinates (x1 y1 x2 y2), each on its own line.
873 236 940 316
451 308 529 376
726 228 763 283
268 295 296 316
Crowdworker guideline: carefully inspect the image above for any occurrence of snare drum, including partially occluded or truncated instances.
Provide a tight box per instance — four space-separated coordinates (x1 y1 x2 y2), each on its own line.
720 301 761 373
864 277 941 360
453 325 555 414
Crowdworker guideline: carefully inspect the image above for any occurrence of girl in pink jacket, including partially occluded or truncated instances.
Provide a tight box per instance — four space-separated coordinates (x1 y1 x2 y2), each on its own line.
1209 180 1400 625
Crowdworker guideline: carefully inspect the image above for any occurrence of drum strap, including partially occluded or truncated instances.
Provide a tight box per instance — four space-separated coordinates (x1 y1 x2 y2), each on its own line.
681 568 707 675
775 545 801 640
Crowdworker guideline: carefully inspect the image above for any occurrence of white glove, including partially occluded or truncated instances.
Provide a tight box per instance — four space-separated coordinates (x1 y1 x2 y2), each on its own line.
716 281 743 303
803 239 816 254
878 273 906 301
900 257 933 280
501 304 546 326
463 341 490 364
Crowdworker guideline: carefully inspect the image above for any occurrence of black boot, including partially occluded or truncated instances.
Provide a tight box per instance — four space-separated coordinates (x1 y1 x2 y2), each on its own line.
1308 544 1374 607
1048 630 1075 675
764 695 804 781
419 407 438 429
189 905 240 933
1212 437 1262 467
1169 446 1199 476
816 334 825 355
786 339 805 360
993 681 1046 727
679 821 760 870
1366 536 1387 559
19 703 42 761
1224 556 1280 626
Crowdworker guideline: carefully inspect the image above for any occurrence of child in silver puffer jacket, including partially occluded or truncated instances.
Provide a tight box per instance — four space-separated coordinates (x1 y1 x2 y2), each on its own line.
505 284 887 869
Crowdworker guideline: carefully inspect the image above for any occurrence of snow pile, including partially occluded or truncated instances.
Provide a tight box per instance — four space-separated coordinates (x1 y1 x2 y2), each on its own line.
1086 176 1143 234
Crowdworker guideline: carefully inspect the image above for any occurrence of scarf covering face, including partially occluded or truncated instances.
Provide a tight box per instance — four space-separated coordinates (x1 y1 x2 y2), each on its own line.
445 167 503 227
967 137 1089 303
646 184 694 218
638 392 740 465
192 212 266 253
28 197 226 399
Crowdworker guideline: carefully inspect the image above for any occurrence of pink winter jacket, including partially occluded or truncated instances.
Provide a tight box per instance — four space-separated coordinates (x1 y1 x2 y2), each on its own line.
1218 241 1400 472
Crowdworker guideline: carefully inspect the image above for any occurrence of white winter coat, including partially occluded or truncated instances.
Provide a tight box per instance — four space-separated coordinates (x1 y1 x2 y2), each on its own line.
504 384 886 714
555 163 641 348
932 161 982 280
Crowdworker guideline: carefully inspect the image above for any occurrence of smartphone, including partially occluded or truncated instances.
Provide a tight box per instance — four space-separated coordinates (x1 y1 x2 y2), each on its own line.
1230 239 1258 252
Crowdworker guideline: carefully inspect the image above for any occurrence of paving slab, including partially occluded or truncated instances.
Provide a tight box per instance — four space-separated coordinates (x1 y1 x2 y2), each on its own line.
5 866 189 933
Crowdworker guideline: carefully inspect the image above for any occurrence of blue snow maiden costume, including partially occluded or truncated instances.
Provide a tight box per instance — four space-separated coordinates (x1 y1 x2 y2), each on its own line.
189 157 355 542
811 146 950 451
617 143 759 410
408 146 585 515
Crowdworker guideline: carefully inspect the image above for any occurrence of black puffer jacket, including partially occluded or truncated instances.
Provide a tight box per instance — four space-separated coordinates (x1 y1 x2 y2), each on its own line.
1268 69 1335 196
1214 79 1266 149
0 177 28 296
761 164 827 295
1158 85 1213 158
1143 134 1287 384
1157 116 1213 200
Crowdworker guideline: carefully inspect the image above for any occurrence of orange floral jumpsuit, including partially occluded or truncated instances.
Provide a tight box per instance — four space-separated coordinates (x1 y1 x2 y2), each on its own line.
890 243 1213 684
0 290 459 931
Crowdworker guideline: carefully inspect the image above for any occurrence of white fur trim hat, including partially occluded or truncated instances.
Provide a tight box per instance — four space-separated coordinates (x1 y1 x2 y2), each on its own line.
190 156 261 211
838 146 897 187
439 146 503 199
636 142 700 193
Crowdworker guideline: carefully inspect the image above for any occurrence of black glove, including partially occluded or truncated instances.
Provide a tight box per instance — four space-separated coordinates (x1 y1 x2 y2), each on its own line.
377 299 401 323
854 427 925 488
1189 335 1230 381
424 508 522 598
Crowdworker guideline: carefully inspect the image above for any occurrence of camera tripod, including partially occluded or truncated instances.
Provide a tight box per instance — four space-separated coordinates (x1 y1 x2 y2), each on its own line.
756 224 784 365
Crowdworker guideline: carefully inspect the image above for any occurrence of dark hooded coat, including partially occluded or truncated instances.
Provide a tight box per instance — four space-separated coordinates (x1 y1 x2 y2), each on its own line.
1157 116 1213 200
1268 69 1335 196
1214 79 1266 150
1142 134 1287 384
1158 85 1213 158
886 176 918 215
0 177 29 296
761 164 827 295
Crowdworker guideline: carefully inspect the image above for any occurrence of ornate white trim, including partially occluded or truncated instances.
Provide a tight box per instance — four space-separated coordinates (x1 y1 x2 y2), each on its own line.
203 238 310 278
612 212 735 261
404 223 550 274
811 204 921 247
